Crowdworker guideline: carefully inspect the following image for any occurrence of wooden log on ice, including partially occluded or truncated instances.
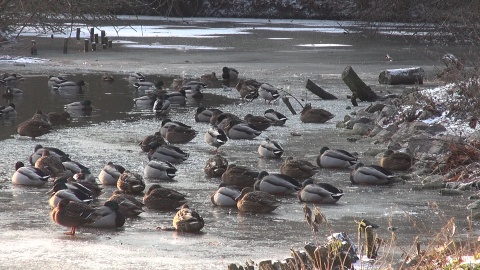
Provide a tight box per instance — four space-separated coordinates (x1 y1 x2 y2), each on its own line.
378 67 424 85
341 66 378 101
282 97 297 115
305 79 337 100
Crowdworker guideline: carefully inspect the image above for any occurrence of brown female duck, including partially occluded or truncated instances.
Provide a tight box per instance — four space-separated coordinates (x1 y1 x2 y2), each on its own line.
236 187 280 213
279 156 319 181
300 103 334 123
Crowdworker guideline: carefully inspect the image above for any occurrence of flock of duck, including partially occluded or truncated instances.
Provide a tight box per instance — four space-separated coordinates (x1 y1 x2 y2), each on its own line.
3 67 413 236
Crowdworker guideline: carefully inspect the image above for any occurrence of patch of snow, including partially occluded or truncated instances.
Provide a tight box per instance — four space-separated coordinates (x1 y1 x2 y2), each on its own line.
0 55 50 64
297 44 351 47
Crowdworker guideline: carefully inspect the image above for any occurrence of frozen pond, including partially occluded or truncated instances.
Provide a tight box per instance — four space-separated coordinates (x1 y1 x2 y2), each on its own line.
0 17 477 269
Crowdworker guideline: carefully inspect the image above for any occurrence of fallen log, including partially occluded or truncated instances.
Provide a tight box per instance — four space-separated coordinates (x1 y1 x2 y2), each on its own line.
305 79 337 100
341 66 378 101
378 67 424 85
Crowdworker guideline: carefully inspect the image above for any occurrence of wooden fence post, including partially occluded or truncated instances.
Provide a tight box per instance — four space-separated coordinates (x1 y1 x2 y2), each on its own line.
63 38 68 54
84 39 89 52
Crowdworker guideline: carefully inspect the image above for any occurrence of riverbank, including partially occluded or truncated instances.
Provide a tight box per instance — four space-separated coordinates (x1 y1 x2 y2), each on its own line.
1 17 479 270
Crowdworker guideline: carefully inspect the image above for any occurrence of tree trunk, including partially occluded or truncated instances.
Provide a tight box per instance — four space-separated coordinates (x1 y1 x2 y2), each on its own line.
305 79 337 100
341 66 378 101
378 67 424 85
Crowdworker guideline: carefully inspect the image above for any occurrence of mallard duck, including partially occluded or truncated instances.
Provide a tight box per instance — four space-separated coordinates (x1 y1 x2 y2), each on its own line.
152 97 171 115
379 150 412 171
70 171 102 197
47 111 71 126
143 184 187 211
64 100 92 112
139 132 166 152
2 88 13 99
195 107 222 123
165 125 197 144
204 125 228 152
223 119 261 140
87 201 125 228
200 72 218 84
133 94 156 109
160 119 192 137
29 144 70 165
236 187 280 213
210 183 241 207
117 171 146 194
258 138 284 158
235 79 259 100
102 74 114 83
221 164 259 189
11 161 49 186
98 162 126 185
258 83 281 104
34 149 66 178
128 72 146 82
1 73 24 86
147 144 189 164
165 90 186 104
30 110 51 123
204 154 228 177
62 160 90 175
350 163 394 185
50 198 100 236
264 109 288 126
279 156 319 181
300 103 334 123
244 114 271 131
254 171 302 195
52 80 85 91
51 176 101 200
316 146 358 169
144 159 177 181
134 81 157 91
182 80 207 90
184 86 204 100
48 181 94 208
214 112 241 131
0 103 17 118
297 179 344 204
222 67 239 81
48 75 68 87
107 190 144 217
16 118 52 139
173 204 204 233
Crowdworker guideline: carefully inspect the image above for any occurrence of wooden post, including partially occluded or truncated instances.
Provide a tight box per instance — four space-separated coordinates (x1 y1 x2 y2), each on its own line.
341 66 378 101
305 79 337 100
101 30 106 44
63 38 68 54
76 28 81 40
282 97 297 115
30 40 37 55
84 39 89 53
94 33 98 44
108 40 112 48
103 37 108 49
90 28 94 42
92 43 96 51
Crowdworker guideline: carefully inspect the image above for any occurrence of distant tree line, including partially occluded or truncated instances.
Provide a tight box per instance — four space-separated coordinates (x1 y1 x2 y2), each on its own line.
0 0 478 44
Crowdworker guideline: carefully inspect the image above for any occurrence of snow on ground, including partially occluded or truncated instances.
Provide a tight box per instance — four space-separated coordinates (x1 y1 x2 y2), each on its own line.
0 55 50 64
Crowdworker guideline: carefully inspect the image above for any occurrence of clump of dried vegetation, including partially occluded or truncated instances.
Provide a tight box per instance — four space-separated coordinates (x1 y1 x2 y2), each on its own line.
229 205 480 270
